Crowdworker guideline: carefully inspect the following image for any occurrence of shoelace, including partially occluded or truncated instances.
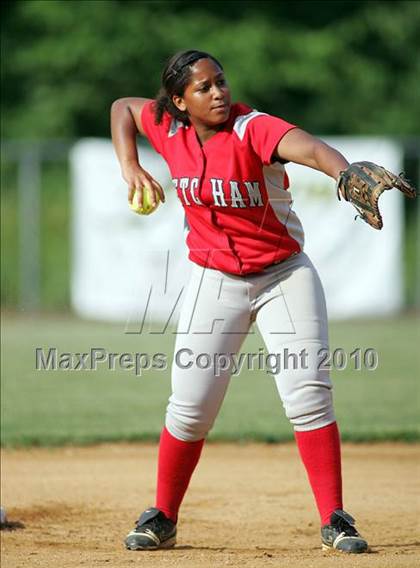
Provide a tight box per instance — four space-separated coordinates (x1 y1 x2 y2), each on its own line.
334 517 359 537
135 515 170 534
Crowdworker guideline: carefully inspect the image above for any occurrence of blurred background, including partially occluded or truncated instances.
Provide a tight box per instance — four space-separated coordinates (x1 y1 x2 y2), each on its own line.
1 0 419 447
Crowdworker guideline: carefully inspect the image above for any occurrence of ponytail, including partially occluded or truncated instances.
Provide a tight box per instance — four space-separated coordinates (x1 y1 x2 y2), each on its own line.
154 87 189 126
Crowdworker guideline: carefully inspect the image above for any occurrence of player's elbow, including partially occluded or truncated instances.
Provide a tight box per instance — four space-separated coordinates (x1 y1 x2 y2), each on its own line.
111 98 130 113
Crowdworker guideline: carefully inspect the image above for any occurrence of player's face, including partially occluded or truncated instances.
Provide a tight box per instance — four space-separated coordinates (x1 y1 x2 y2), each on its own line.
173 58 231 127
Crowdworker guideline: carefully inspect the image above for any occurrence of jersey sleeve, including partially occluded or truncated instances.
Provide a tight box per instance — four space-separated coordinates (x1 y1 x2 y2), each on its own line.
247 113 297 166
140 100 166 155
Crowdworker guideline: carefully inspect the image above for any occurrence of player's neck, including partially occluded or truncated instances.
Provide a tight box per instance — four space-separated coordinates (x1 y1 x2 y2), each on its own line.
191 120 227 146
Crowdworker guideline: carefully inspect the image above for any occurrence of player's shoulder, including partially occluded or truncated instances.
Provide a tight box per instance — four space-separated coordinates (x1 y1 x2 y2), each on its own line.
230 102 270 140
144 100 191 140
231 102 265 119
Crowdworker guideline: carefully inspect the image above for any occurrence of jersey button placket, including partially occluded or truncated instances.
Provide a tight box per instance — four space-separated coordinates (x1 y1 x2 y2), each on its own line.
198 141 243 273
197 149 206 204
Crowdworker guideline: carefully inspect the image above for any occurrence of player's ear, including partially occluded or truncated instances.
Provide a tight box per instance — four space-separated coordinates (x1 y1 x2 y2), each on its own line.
172 95 187 112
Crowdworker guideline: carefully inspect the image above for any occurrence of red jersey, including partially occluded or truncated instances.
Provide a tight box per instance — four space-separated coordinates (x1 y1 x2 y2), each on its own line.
140 100 304 275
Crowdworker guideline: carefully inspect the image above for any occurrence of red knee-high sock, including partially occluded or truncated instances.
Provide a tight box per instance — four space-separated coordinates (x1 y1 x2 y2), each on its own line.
294 421 343 526
155 427 204 524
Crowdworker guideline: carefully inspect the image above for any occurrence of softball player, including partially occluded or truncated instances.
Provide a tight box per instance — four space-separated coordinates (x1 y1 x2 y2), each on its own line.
111 49 369 554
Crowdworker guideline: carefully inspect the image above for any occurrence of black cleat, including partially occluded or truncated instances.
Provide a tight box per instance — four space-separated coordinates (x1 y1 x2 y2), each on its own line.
321 509 369 553
125 507 177 550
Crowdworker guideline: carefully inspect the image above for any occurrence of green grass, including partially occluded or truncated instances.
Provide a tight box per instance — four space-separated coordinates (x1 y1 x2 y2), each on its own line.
1 313 419 447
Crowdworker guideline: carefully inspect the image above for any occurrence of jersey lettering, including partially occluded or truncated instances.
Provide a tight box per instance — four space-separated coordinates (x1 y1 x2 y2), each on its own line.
190 178 203 205
172 177 264 208
229 181 246 208
179 177 191 205
211 178 227 207
244 181 263 206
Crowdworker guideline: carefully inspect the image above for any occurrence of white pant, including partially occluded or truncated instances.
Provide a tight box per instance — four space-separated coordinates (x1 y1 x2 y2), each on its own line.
166 252 335 441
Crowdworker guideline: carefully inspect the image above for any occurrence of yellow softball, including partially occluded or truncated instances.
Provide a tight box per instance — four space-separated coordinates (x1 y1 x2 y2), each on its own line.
129 187 160 215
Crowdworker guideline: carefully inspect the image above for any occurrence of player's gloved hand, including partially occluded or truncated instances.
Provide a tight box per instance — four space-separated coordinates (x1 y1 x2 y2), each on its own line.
122 160 166 207
336 161 417 229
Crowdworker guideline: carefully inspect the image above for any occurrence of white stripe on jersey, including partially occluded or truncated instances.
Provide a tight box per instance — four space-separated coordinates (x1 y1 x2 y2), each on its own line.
233 109 268 141
168 118 187 138
183 214 190 242
263 162 305 249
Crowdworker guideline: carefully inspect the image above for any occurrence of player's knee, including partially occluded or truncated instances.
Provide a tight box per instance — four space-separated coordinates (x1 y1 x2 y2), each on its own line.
282 375 335 431
287 401 336 431
165 398 214 442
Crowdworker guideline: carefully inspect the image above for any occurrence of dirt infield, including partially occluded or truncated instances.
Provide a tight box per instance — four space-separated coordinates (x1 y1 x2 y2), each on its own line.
1 443 419 568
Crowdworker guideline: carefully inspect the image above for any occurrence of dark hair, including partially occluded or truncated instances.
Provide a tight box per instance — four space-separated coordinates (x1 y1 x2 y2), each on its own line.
154 50 224 126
